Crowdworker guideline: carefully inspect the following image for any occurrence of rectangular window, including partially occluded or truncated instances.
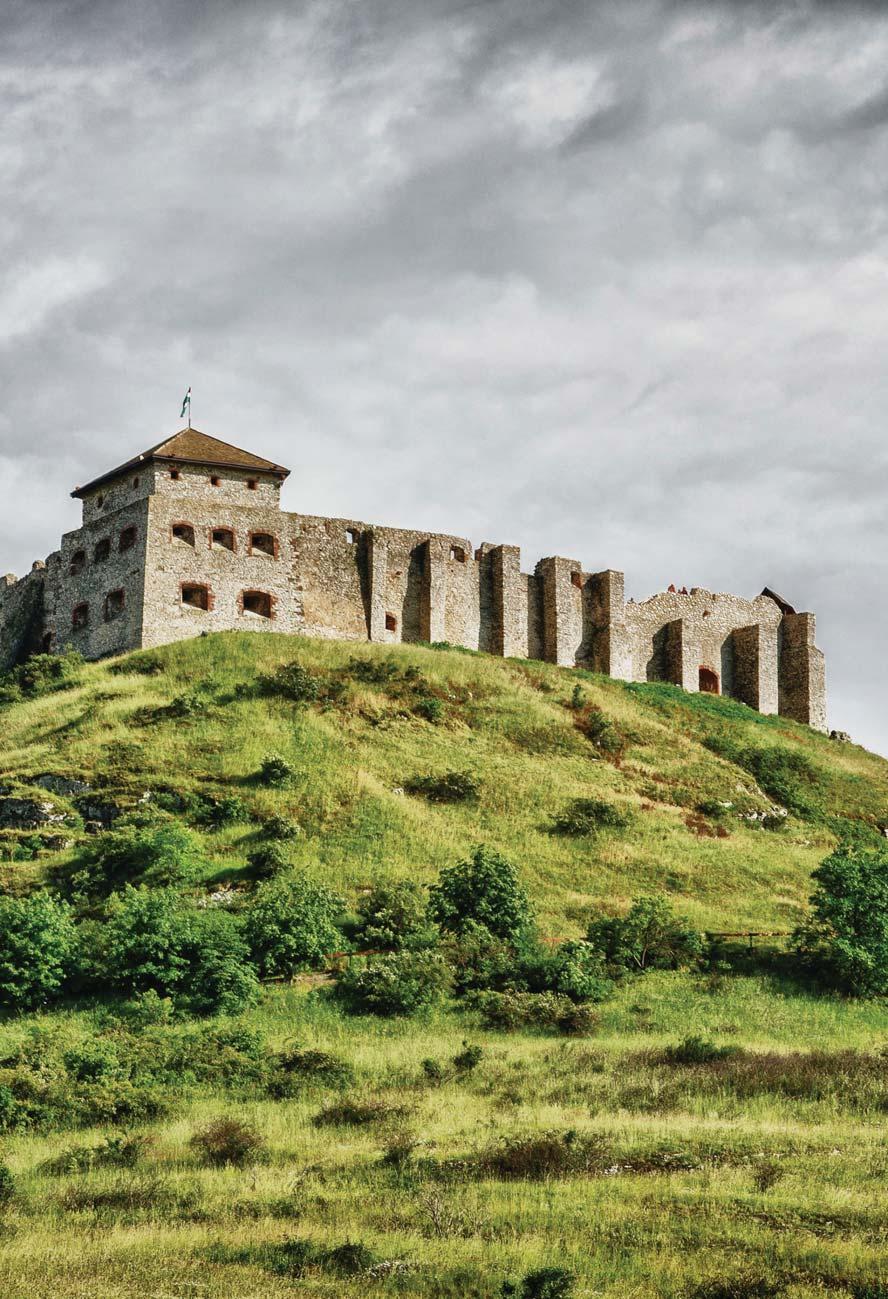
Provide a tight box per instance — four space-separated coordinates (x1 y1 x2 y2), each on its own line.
385 612 397 632
72 603 89 630
181 583 210 611
242 590 272 618
119 525 137 552
104 589 125 622
172 522 195 546
94 539 111 563
249 532 276 557
247 478 258 490
211 527 235 551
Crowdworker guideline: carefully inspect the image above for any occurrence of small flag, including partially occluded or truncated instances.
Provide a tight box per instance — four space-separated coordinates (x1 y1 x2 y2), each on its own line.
179 387 191 420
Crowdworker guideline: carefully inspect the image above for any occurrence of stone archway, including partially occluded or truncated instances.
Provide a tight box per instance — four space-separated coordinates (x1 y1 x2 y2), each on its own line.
699 666 720 695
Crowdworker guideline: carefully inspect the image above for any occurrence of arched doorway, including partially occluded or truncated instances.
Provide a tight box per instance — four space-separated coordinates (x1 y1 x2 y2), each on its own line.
699 666 720 695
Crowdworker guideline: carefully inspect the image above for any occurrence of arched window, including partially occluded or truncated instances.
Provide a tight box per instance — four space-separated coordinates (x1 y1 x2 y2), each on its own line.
119 525 137 552
699 666 720 695
72 603 89 630
241 590 273 618
104 589 125 622
181 583 211 611
172 522 195 546
211 527 235 552
69 550 86 576
249 532 276 558
94 538 111 563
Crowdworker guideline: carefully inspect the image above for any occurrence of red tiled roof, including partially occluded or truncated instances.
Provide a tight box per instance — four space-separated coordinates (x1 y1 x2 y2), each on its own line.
72 428 290 498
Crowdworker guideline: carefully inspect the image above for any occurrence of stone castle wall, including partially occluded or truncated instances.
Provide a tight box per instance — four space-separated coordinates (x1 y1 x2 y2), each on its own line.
0 457 828 729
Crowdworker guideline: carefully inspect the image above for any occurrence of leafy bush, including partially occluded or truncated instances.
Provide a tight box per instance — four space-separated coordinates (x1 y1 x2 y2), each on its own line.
430 846 533 943
0 891 76 1009
354 879 437 951
662 1036 741 1066
190 1117 266 1167
544 940 613 1003
406 770 480 804
452 1042 483 1073
41 1133 151 1176
587 895 703 973
552 798 630 836
193 795 247 830
793 845 888 996
257 753 294 786
686 1279 783 1299
577 706 625 759
475 990 599 1036
267 1047 353 1097
87 888 258 1013
0 650 83 702
246 841 289 880
334 950 451 1016
320 1241 378 1276
503 1268 576 1299
414 696 443 723
260 660 321 704
68 818 206 900
443 921 527 995
261 814 300 841
474 1130 607 1180
346 656 401 684
312 1096 407 1126
244 874 344 977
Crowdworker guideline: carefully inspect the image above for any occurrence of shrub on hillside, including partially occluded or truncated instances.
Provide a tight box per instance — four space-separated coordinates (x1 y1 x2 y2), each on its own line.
267 1047 353 1097
190 1117 266 1167
704 735 822 818
405 770 480 804
793 844 888 996
67 817 206 900
243 874 344 977
183 910 260 1016
260 660 321 704
474 990 599 1036
261 813 301 841
429 846 533 943
257 753 294 786
246 841 290 880
334 950 451 1016
552 798 630 836
414 696 443 723
576 706 626 759
662 1036 741 1066
0 891 76 1010
353 879 437 951
192 794 248 830
0 650 84 703
502 1268 576 1299
443 921 527 995
587 895 703 974
543 940 613 1003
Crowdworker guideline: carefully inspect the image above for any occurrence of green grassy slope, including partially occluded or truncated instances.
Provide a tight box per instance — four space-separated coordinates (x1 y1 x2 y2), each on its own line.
2 631 886 932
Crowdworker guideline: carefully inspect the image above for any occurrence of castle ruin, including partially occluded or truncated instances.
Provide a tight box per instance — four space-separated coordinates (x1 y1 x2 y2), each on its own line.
0 429 827 729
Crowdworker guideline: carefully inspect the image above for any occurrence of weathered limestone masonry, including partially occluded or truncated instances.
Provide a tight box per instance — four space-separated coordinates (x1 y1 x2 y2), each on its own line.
0 428 827 729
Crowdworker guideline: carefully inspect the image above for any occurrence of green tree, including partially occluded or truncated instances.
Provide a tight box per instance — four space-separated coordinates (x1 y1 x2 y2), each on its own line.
183 910 260 1015
92 887 192 996
354 879 437 951
587 895 703 973
334 949 452 1016
244 874 344 977
70 817 206 899
793 845 888 996
429 846 533 943
0 892 76 1009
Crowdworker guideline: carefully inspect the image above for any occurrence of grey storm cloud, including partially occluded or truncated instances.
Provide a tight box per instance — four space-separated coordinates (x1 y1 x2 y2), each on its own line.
0 0 886 753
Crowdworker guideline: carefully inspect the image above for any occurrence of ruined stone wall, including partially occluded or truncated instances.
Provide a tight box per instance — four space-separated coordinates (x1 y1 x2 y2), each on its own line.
0 567 48 666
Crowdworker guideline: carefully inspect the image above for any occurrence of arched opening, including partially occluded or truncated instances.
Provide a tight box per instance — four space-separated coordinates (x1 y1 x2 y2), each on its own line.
93 538 110 564
172 522 195 547
119 525 137 552
69 550 86 576
211 527 235 552
104 589 125 622
249 532 276 558
699 666 720 695
242 590 273 618
72 603 89 630
181 583 211 611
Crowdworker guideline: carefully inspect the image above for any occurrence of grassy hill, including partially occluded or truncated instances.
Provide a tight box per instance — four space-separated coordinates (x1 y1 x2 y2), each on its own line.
1 634 887 1299
2 630 886 932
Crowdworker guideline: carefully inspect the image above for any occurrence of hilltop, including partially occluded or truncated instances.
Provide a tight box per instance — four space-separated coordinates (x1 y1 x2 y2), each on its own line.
1 631 885 933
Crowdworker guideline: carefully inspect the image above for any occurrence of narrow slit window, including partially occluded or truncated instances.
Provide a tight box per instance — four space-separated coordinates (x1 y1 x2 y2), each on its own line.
72 603 89 630
132 476 140 489
211 527 235 552
96 494 105 509
94 538 111 564
571 571 583 589
242 590 272 618
172 522 195 546
210 475 221 487
250 532 276 557
104 589 125 622
246 478 258 490
385 612 397 632
181 583 210 611
119 525 137 552
69 550 86 576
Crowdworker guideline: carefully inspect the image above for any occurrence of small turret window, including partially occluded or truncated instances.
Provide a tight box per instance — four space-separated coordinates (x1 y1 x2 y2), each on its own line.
172 523 195 546
242 590 273 618
182 583 211 611
249 532 276 558
211 527 235 552
104 589 125 622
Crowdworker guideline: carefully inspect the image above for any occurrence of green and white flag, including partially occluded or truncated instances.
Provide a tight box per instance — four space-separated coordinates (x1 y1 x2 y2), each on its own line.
179 387 191 420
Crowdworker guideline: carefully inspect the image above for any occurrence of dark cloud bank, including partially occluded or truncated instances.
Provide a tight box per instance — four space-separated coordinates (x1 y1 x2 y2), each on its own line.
0 0 885 752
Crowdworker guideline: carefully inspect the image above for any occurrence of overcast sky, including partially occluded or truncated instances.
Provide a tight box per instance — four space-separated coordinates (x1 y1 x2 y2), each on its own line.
1 0 886 753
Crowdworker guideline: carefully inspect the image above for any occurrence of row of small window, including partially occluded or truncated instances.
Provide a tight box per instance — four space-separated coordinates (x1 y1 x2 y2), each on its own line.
171 523 277 556
343 528 468 564
167 468 261 490
70 527 137 574
72 590 126 628
180 586 274 617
